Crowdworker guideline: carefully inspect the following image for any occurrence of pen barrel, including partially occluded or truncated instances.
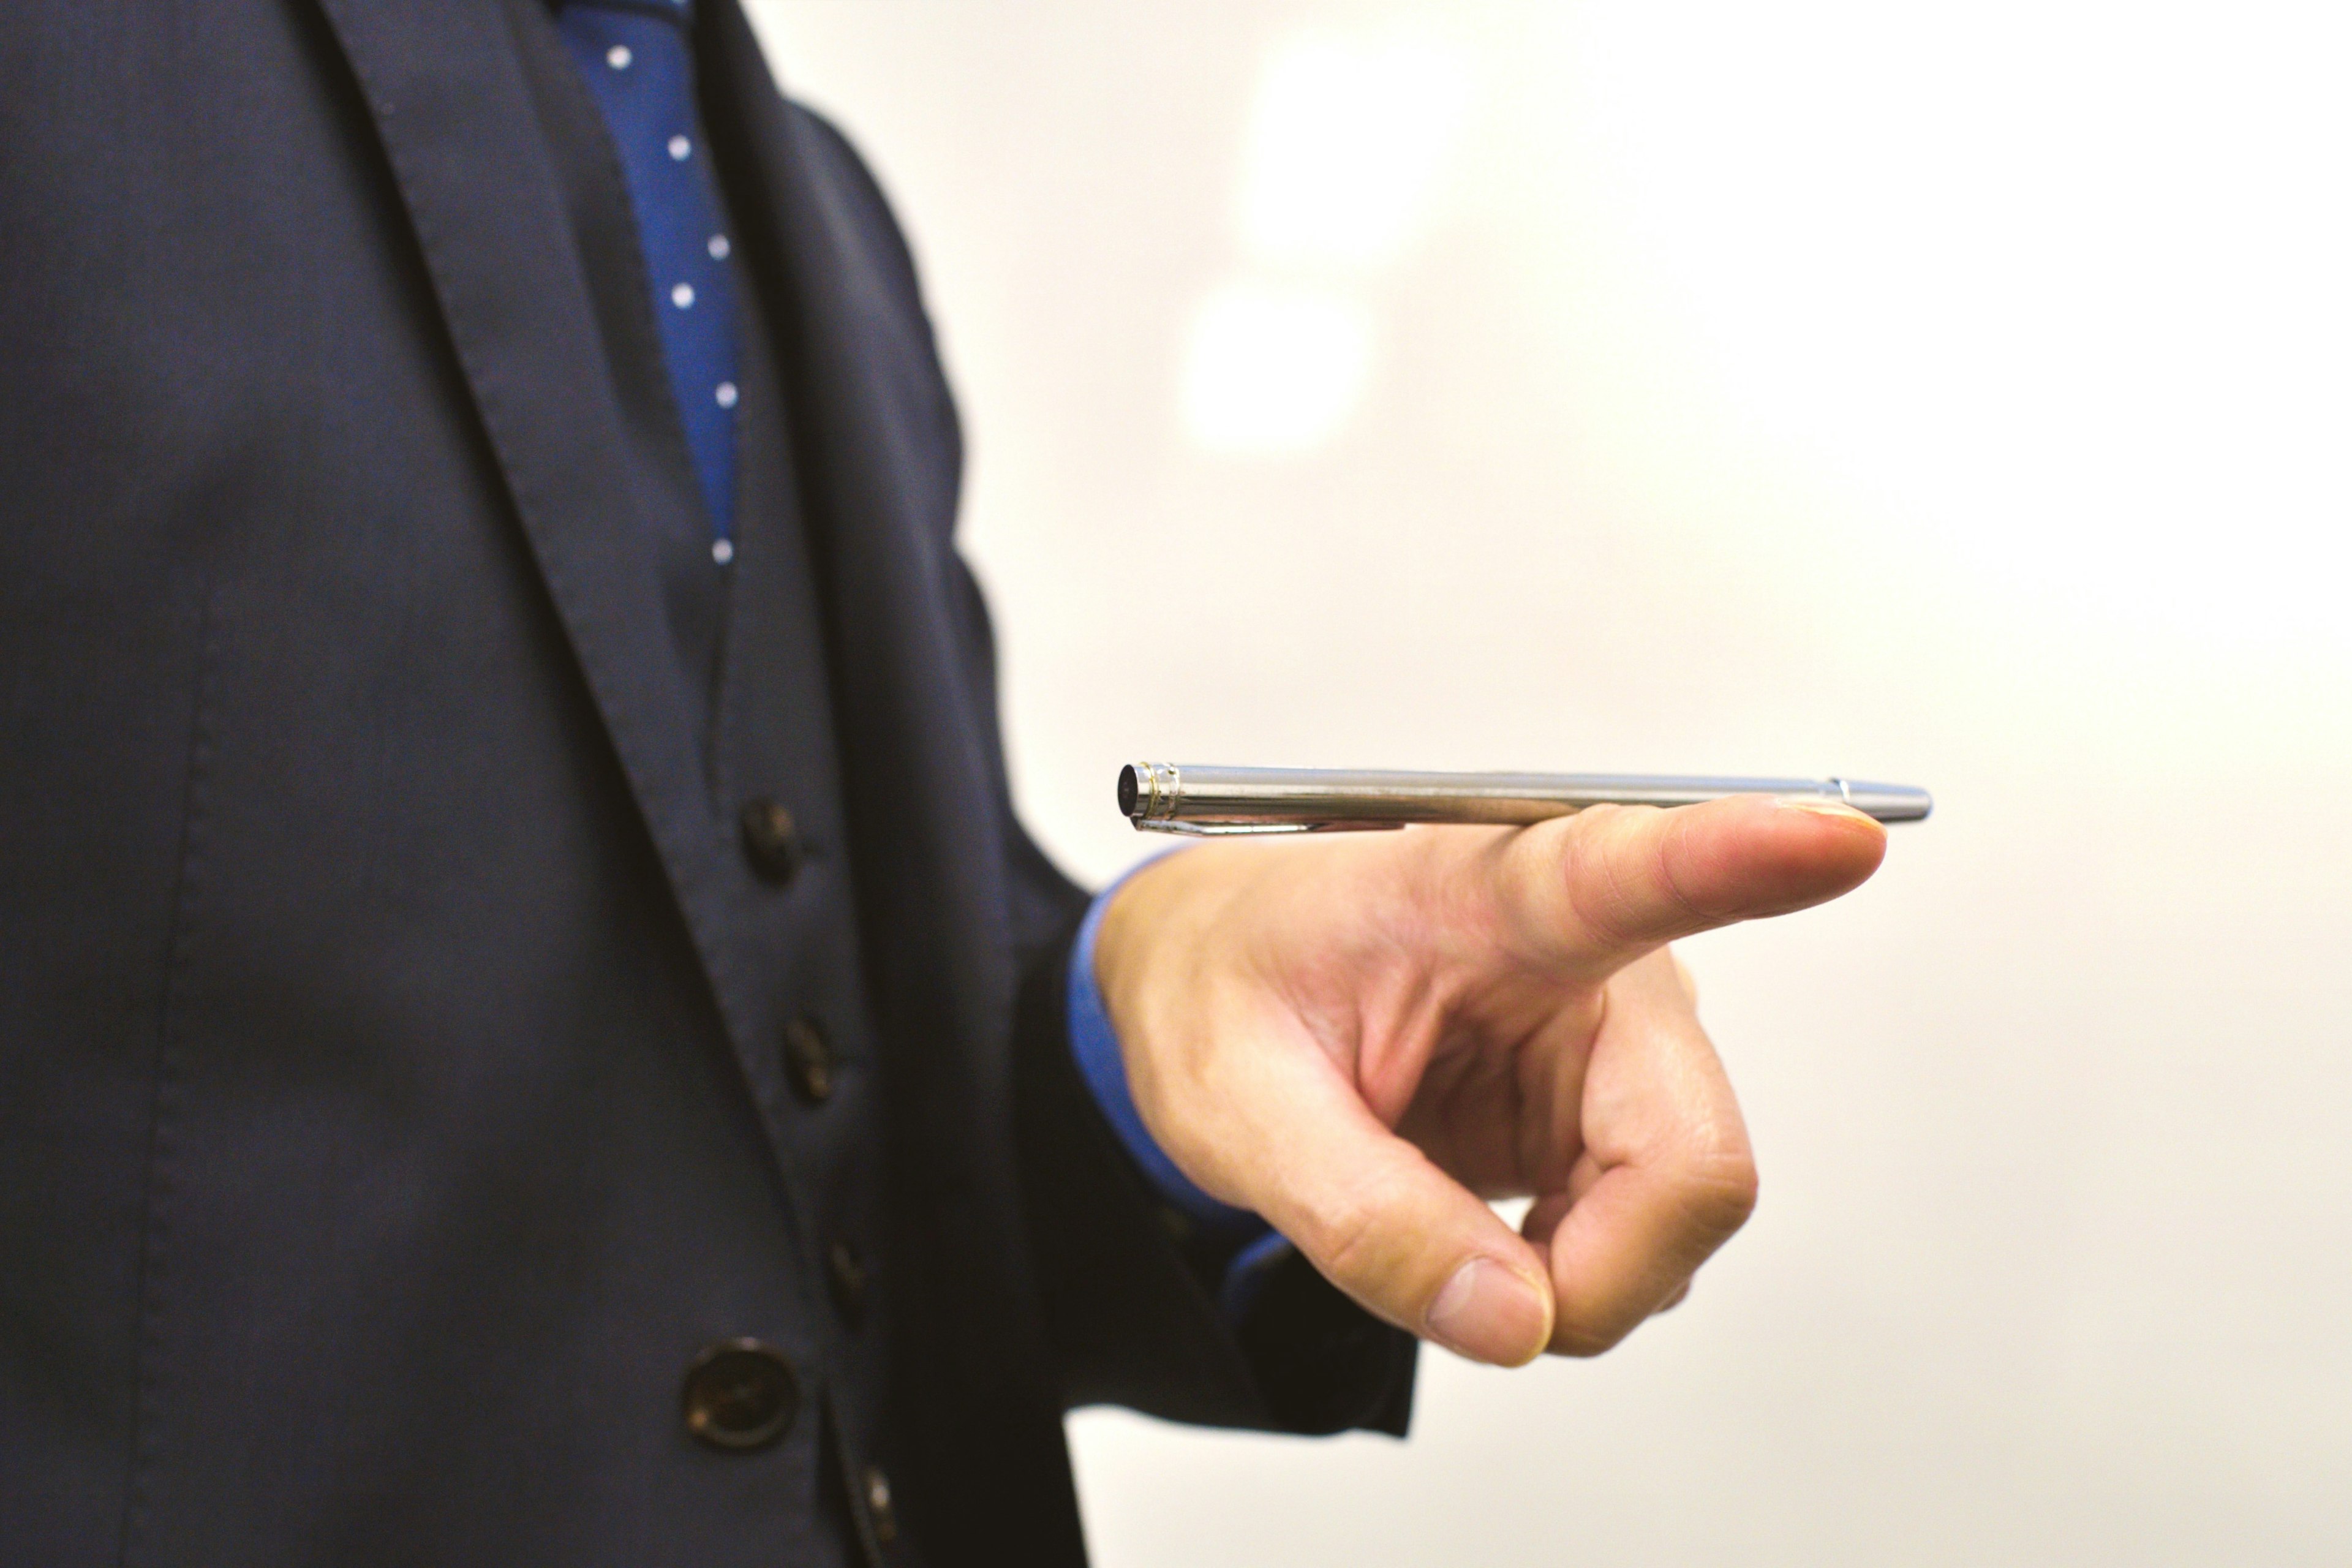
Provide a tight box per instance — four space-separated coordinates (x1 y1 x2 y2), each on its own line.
1121 764 1932 828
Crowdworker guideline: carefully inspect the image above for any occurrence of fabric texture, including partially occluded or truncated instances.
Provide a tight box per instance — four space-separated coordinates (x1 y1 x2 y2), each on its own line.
0 1 1419 1562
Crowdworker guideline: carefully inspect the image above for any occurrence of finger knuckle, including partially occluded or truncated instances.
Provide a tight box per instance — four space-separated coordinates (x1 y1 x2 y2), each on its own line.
1313 1203 1381 1283
1677 1155 1760 1240
1570 811 1665 933
1297 1178 1403 1293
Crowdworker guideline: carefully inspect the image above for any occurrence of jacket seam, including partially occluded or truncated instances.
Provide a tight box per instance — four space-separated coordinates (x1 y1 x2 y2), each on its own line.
116 575 220 1568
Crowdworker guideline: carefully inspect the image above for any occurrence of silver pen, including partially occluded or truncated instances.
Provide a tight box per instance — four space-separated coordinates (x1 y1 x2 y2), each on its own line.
1120 763 1932 835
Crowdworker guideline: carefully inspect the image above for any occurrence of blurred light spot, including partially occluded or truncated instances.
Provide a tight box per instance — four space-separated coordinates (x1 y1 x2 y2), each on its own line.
1238 31 1471 270
1181 284 1373 454
1577 4 2352 652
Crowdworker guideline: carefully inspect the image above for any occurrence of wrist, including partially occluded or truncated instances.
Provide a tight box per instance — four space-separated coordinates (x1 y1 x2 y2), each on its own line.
1091 846 1202 1049
1069 854 1263 1234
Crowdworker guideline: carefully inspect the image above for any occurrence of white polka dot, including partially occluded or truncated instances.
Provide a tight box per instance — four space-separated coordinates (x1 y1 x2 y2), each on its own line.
715 382 739 409
711 538 735 565
668 135 692 162
671 282 695 309
605 45 632 70
707 234 731 261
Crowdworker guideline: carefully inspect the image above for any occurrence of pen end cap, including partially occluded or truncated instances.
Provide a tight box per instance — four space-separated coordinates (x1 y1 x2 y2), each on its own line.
1838 780 1934 823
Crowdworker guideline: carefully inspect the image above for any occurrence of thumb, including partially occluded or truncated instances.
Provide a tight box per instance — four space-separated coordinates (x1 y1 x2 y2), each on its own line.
1232 1047 1555 1366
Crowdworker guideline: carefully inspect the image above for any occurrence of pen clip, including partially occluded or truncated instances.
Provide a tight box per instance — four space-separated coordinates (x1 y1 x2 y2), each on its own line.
1132 820 1408 837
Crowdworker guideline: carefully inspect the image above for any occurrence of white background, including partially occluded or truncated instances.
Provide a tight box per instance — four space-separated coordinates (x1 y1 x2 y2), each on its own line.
744 4 2352 1561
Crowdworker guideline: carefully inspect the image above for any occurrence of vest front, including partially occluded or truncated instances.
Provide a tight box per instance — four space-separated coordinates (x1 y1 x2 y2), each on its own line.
510 3 897 1557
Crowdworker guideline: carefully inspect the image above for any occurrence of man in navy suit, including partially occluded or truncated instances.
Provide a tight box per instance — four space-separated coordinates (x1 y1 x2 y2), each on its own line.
0 2 1887 1562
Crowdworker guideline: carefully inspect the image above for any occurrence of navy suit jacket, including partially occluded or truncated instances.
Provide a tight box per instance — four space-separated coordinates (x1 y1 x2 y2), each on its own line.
0 2 1414 1562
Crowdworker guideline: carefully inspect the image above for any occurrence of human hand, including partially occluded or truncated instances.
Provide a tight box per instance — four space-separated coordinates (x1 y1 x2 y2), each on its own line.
1091 796 1887 1366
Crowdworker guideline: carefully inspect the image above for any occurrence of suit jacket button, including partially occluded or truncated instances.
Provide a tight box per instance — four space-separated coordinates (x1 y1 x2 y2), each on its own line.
680 1340 800 1452
861 1464 899 1545
739 799 804 884
827 1240 868 1324
783 1016 834 1103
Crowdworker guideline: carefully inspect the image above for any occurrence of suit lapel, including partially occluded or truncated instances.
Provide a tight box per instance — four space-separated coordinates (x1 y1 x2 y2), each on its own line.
314 0 783 1099
320 1 1078 1545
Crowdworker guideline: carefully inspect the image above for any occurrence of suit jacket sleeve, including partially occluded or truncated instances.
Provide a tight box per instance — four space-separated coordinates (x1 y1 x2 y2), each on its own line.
948 557 1418 1436
786 102 1416 1438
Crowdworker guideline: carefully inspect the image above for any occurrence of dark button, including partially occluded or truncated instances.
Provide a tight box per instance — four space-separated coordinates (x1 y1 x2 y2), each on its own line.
827 1240 868 1324
680 1339 801 1452
783 1016 834 1104
739 799 804 884
862 1464 898 1546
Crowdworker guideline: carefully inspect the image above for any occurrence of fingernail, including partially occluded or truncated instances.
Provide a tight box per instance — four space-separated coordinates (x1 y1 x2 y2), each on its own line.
1774 797 1879 826
1425 1257 1550 1366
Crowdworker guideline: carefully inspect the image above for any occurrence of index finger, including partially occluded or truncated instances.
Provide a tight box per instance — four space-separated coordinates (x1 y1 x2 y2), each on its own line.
1490 794 1888 984
1529 946 1758 1354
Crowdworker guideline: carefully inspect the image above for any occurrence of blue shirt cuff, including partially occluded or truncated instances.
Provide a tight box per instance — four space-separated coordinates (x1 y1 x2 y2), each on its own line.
1068 870 1288 1308
1218 1227 1297 1321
